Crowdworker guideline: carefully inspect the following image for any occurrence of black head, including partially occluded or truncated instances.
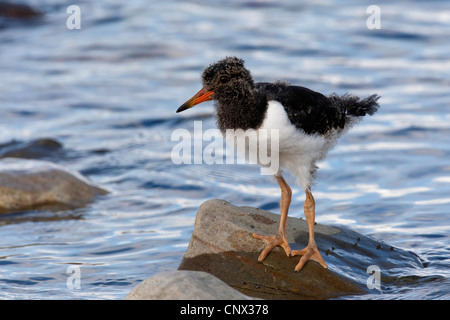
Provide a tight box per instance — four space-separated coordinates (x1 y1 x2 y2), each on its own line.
201 56 254 92
176 57 254 113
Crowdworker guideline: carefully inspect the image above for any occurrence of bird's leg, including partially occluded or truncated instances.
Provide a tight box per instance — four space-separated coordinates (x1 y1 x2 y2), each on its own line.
291 191 328 272
253 174 292 262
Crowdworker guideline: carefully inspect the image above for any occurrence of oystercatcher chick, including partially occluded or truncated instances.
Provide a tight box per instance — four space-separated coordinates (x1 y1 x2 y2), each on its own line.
176 57 380 272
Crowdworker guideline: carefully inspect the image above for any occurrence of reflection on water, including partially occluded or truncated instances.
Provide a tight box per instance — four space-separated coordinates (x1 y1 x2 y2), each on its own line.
0 0 449 299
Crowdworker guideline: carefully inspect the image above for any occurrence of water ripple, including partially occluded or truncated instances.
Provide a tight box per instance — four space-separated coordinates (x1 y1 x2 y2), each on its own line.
0 0 448 299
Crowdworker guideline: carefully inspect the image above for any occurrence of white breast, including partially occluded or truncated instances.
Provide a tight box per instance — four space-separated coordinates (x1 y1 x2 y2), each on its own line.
225 100 340 191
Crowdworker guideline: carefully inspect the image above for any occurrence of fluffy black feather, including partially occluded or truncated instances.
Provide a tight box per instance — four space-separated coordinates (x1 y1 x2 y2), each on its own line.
198 57 380 135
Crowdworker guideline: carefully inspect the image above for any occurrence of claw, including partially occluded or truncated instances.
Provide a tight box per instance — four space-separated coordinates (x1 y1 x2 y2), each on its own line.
291 243 328 272
253 232 292 262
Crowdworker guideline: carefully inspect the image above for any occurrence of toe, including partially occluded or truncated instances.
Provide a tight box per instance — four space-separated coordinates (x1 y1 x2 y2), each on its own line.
253 232 292 261
293 245 328 272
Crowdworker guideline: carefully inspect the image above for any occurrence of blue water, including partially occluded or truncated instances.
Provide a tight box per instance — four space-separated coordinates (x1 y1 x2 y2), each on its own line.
0 0 449 299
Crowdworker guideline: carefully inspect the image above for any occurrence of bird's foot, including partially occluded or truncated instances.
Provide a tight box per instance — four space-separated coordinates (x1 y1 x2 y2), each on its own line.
252 232 292 262
291 242 328 272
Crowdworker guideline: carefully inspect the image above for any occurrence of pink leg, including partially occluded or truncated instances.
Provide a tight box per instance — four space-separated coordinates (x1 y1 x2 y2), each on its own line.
291 191 328 272
253 174 292 261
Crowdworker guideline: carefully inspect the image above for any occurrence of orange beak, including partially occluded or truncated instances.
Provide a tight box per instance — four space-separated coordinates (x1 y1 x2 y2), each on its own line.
176 88 214 113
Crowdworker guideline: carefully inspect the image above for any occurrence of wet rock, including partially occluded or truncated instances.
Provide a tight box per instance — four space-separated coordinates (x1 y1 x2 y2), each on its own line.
0 1 42 18
178 199 424 299
125 270 254 300
0 138 63 160
0 1 41 18
0 158 107 213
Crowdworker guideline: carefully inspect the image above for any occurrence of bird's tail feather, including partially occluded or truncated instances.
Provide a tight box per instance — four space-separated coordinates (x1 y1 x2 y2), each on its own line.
328 93 380 118
342 93 380 117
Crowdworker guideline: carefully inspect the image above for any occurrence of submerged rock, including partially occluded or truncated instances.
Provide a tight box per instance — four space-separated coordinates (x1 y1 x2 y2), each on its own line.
0 138 63 160
0 158 107 213
125 270 254 300
0 1 42 18
177 199 424 299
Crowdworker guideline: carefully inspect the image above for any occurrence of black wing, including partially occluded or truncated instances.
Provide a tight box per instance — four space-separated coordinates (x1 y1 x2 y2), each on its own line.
255 82 347 135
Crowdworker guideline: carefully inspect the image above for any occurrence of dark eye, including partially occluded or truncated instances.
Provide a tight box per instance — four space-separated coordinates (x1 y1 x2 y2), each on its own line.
219 75 230 84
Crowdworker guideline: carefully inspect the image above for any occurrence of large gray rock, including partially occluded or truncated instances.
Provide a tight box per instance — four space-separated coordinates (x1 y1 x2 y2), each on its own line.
178 199 424 299
0 158 107 213
125 270 254 300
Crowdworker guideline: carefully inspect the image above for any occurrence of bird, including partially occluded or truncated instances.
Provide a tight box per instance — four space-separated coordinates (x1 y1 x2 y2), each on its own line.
176 57 380 272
